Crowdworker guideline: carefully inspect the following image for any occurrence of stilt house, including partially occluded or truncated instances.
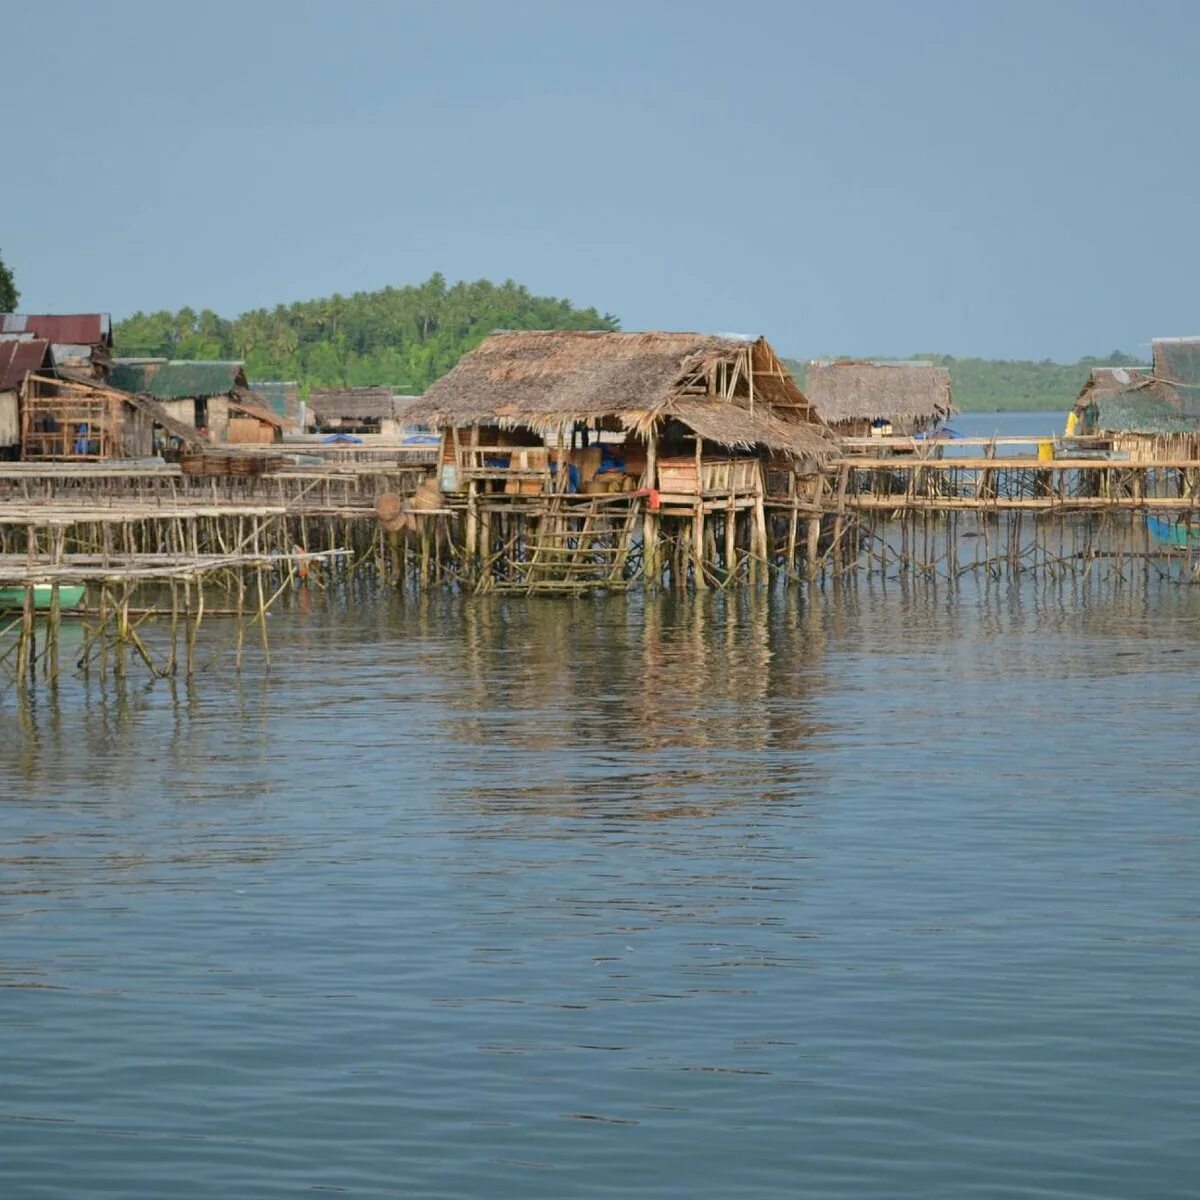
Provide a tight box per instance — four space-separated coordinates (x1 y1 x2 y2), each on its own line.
1070 342 1200 462
397 331 834 590
405 330 833 499
306 387 408 438
803 360 953 438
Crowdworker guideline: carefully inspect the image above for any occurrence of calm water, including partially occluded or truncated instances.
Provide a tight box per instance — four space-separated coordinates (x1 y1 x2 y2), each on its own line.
949 409 1066 440
4 531 1200 1195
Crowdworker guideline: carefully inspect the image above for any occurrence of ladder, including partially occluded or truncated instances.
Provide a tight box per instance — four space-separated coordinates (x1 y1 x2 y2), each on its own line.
501 494 643 593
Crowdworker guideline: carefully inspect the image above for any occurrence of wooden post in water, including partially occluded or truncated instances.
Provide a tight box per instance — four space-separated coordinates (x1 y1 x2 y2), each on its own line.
724 497 737 583
693 438 708 590
643 428 659 588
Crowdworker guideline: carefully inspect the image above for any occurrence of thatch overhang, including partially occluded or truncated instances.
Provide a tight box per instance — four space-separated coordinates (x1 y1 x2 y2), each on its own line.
658 399 829 458
402 331 834 461
803 361 953 426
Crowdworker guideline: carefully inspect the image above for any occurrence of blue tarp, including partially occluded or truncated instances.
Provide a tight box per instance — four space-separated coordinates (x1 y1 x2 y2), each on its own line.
549 463 581 493
597 446 626 474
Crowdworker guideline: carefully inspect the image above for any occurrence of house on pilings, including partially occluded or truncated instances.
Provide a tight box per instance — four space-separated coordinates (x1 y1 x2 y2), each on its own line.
306 387 408 437
1070 342 1200 463
802 360 954 440
400 331 836 590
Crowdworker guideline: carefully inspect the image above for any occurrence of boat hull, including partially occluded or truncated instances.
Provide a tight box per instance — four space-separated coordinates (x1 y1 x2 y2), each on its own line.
1145 515 1200 548
0 584 87 612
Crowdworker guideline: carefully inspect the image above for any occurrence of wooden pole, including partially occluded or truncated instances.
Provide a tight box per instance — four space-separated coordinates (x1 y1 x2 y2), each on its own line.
643 428 659 588
693 438 707 590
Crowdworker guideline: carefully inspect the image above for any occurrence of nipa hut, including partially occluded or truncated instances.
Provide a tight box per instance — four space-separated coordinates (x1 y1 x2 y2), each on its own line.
404 330 832 497
1070 343 1200 462
803 360 954 438
398 331 835 590
306 387 407 437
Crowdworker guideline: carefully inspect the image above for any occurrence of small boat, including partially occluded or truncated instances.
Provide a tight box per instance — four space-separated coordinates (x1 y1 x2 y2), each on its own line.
0 584 87 612
1145 514 1200 548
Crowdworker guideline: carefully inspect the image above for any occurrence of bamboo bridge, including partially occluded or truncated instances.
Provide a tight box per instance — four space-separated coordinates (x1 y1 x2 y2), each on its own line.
3 435 1200 690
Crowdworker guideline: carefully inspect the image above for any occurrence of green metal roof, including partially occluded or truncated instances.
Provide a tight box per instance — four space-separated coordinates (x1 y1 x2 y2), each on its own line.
110 360 246 399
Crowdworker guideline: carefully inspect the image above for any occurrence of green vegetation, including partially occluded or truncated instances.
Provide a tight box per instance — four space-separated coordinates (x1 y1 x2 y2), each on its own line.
113 274 618 393
0 250 19 311
110 269 1145 410
786 352 1148 412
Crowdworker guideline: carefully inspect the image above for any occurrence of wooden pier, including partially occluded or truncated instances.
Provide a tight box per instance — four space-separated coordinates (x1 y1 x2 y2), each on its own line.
4 435 1200 694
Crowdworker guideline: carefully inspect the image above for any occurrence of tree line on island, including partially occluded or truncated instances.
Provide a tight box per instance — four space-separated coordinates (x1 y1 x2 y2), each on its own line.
0 252 1148 411
784 351 1147 413
113 274 619 395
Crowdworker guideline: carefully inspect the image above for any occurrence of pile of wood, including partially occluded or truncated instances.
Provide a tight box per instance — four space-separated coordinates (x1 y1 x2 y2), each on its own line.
180 451 284 477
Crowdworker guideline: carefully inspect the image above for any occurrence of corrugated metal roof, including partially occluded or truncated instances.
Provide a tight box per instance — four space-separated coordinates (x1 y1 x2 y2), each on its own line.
0 313 112 346
0 338 51 390
110 359 247 399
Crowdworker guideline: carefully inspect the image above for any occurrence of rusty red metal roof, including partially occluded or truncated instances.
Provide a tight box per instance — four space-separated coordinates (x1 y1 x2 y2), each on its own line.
0 338 51 390
0 313 112 347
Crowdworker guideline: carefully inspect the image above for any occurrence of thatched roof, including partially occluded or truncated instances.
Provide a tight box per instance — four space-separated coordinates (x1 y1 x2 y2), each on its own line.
667 399 829 457
1078 350 1199 434
1074 365 1151 406
402 331 833 460
1094 379 1200 435
308 387 396 421
1152 338 1200 388
803 361 953 425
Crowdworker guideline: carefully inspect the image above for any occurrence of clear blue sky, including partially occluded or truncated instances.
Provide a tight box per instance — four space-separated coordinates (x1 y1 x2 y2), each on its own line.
4 0 1195 360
